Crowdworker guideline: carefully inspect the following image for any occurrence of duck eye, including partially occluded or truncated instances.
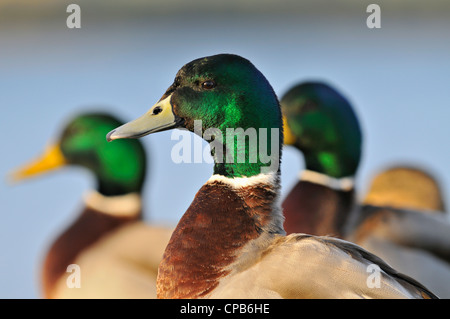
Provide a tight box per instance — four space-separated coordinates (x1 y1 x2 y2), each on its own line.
152 106 163 115
201 80 216 90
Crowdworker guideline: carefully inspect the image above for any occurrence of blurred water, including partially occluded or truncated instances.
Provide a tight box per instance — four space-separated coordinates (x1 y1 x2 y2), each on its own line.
1 8 449 298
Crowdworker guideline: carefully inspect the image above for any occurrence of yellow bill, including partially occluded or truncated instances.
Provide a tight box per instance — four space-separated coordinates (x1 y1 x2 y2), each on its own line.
10 143 66 182
106 94 178 142
283 115 296 145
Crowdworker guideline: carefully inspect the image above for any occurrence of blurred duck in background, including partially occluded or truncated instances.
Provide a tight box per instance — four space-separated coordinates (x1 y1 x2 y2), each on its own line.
10 112 172 298
362 166 446 212
281 82 361 238
346 166 450 298
281 82 449 298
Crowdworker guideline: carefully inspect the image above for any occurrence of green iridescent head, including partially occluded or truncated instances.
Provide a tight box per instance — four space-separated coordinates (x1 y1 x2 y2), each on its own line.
13 112 147 196
281 82 362 178
108 54 283 178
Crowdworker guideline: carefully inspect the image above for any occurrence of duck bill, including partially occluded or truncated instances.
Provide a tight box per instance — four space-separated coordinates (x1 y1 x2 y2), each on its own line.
282 115 296 145
10 143 66 182
106 95 179 141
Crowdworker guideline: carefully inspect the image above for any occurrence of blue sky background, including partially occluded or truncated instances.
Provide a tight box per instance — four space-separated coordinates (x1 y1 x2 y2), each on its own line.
1 1 449 298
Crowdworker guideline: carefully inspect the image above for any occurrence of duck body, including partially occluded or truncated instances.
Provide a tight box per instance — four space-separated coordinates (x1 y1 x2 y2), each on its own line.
108 54 437 299
43 191 172 299
346 167 450 298
158 174 434 299
48 217 172 298
42 192 140 297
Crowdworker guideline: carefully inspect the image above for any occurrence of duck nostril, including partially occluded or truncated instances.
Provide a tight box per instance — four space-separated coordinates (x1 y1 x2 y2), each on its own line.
152 106 163 115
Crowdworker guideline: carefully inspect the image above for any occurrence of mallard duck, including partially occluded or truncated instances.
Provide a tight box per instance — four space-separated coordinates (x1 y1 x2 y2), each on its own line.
11 112 172 298
346 166 450 298
107 54 436 299
281 82 361 237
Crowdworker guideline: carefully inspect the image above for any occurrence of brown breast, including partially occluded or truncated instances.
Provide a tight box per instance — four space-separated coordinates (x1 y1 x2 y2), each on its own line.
157 179 278 299
42 206 140 298
282 180 354 238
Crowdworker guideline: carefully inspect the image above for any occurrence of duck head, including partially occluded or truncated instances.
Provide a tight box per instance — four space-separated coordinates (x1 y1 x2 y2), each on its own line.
281 82 362 179
364 166 446 212
107 54 283 178
12 113 147 196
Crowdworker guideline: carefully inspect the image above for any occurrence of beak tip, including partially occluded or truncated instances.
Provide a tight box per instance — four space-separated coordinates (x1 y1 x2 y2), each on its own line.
106 130 116 142
6 172 21 184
